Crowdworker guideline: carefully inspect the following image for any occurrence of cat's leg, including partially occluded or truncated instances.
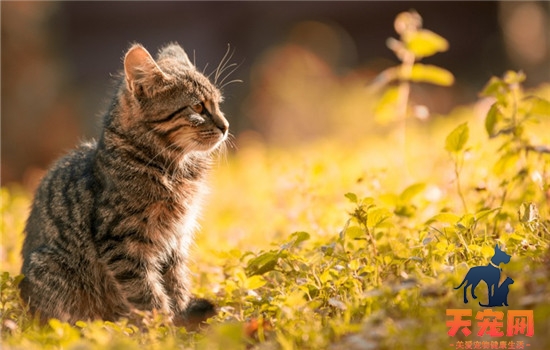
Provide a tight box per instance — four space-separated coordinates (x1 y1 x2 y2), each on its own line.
20 246 130 324
105 251 172 316
463 284 469 304
162 252 216 328
162 253 192 316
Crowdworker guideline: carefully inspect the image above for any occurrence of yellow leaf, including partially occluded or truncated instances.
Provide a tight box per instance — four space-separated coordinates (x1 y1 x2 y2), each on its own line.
345 226 364 240
426 212 460 225
409 64 454 86
374 86 400 124
284 290 307 307
405 29 449 58
445 122 469 153
245 275 266 290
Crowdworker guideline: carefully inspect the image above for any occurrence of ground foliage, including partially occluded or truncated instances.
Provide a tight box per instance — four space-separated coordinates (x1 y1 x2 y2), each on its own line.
2 11 550 350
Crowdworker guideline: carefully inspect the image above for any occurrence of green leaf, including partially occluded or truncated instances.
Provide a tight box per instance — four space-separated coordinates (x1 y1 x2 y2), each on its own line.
281 231 310 250
457 214 475 229
503 70 526 85
485 103 503 137
445 122 469 153
290 231 310 246
367 207 392 229
244 275 266 290
246 251 280 276
409 64 454 86
480 76 508 99
526 96 550 117
399 183 426 202
404 29 449 58
426 212 460 225
345 226 364 240
475 207 501 221
344 192 358 203
493 151 519 175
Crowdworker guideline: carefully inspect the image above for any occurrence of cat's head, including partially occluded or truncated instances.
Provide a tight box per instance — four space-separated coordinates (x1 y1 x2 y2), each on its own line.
119 43 229 155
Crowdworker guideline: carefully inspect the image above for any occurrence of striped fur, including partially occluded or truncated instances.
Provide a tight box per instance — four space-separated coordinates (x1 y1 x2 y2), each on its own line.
20 43 228 325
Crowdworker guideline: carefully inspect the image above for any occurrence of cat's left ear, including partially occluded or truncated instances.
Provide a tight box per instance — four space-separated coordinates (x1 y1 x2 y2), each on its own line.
157 43 194 68
124 44 170 98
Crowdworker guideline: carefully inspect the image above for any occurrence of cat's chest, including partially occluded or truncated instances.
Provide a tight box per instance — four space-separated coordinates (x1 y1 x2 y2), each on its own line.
142 199 186 229
138 191 202 258
99 176 204 263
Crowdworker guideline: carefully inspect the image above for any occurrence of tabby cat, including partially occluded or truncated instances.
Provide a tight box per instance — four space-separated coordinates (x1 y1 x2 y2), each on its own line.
20 43 228 327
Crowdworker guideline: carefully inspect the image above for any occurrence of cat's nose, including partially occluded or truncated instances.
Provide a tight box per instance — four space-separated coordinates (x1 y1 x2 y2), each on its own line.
215 119 229 135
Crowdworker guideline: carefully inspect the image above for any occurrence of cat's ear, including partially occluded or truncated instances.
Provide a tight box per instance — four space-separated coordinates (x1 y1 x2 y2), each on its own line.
124 44 169 98
495 244 500 251
157 43 194 68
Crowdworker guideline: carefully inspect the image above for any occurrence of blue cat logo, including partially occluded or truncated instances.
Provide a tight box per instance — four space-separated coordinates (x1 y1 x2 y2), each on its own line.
454 244 513 307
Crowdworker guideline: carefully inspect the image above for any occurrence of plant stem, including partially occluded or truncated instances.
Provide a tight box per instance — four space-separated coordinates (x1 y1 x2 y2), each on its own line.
395 51 415 177
454 153 468 213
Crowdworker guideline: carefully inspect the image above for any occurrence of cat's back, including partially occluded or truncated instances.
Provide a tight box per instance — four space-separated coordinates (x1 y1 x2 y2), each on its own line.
22 141 98 258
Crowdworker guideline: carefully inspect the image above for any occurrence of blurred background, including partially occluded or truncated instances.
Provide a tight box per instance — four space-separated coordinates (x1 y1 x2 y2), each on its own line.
2 1 550 188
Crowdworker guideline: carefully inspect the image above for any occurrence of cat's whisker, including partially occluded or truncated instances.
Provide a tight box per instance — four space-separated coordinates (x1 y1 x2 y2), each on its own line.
217 66 239 85
220 79 244 90
218 57 244 90
219 55 239 82
225 133 237 150
202 62 210 77
214 45 232 84
214 45 235 85
216 62 238 79
213 141 228 167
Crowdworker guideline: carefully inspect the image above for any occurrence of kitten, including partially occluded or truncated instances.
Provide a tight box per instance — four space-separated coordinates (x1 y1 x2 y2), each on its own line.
19 43 228 327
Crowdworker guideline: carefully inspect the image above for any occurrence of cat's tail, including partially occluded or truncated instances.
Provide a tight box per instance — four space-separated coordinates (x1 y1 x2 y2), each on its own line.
454 278 467 290
175 298 217 330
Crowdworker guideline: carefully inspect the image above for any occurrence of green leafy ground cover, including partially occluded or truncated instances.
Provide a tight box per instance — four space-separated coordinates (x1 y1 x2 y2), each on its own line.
2 12 550 350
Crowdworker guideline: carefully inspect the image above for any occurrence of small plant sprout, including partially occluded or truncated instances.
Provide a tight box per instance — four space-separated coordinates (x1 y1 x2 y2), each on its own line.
371 10 454 174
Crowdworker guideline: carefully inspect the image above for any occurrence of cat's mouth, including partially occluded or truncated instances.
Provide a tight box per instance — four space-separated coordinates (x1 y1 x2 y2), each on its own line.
191 127 227 152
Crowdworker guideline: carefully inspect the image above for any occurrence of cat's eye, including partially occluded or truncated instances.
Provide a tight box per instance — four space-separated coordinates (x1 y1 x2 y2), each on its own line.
191 103 204 114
